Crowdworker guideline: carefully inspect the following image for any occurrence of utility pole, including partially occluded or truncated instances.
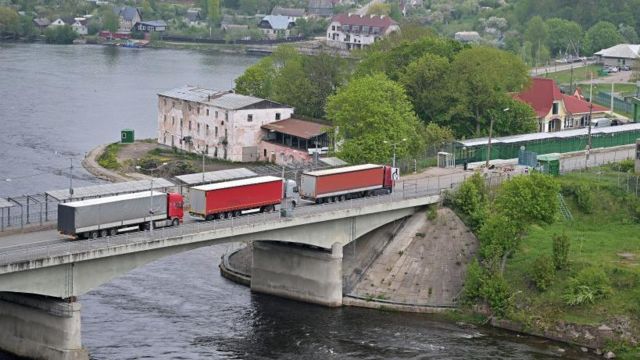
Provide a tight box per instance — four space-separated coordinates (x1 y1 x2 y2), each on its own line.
149 178 154 233
202 149 206 183
68 158 74 197
486 108 510 168
586 102 593 169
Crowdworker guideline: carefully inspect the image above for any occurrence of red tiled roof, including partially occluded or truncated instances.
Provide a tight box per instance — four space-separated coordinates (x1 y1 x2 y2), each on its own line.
331 13 397 30
513 78 607 117
262 118 329 139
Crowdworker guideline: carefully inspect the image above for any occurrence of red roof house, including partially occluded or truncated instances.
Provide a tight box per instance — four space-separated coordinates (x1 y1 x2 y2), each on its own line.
513 78 609 132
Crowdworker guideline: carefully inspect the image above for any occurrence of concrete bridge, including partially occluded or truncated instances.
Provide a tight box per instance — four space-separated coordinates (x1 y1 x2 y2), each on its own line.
0 180 444 360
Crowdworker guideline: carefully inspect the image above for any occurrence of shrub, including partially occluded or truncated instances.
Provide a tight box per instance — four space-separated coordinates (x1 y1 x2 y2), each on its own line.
531 255 555 291
97 143 121 170
453 173 488 229
461 259 484 303
573 184 594 214
44 25 78 44
426 205 437 221
480 275 513 317
552 233 570 270
562 267 612 306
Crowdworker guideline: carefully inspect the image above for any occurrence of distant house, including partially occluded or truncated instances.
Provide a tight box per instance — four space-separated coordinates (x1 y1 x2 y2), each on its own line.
594 44 639 68
134 20 167 33
71 17 88 35
32 18 50 30
114 6 142 32
308 0 338 17
258 15 296 39
513 78 609 133
260 118 330 166
326 14 399 50
185 8 203 25
49 18 67 27
454 31 481 43
271 7 306 19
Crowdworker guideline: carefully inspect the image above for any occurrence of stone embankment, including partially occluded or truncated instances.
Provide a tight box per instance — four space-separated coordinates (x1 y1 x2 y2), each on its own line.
219 207 479 313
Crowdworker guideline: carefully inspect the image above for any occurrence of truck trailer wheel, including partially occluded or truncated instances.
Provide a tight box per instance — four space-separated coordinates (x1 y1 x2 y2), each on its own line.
89 231 99 239
172 218 180 227
100 229 108 238
109 228 118 236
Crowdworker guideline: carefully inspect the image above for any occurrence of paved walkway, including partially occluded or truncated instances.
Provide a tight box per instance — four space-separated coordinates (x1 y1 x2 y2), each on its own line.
349 208 477 306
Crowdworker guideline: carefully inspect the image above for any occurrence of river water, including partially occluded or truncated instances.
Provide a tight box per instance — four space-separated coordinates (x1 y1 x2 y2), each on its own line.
0 43 591 359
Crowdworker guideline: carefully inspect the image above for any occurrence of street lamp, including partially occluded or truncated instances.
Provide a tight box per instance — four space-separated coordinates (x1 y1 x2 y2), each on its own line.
486 108 510 168
383 138 407 168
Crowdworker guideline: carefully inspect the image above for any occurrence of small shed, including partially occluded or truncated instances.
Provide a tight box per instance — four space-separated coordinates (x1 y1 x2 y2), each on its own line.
537 153 560 176
121 129 135 143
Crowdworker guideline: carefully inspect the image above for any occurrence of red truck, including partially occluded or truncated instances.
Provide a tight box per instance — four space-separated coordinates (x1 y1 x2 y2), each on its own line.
189 176 284 220
299 164 394 203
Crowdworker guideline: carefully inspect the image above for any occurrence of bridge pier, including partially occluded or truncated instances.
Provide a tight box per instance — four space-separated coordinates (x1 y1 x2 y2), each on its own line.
0 292 88 360
251 241 343 307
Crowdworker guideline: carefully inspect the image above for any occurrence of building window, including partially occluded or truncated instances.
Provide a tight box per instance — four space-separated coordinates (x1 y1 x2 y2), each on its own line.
247 114 253 122
275 113 281 120
224 128 227 137
221 121 224 126
189 121 192 130
264 149 267 157
552 102 559 115
172 116 175 125
331 25 335 31
180 119 183 128
188 105 192 111
206 124 209 135
215 126 218 137
225 112 228 121
215 111 218 118
197 107 200 114
197 123 200 134
164 115 167 122
362 25 369 33
206 109 209 116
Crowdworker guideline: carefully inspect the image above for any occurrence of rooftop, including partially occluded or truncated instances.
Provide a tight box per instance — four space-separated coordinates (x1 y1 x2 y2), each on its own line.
331 13 398 30
304 164 381 177
137 20 167 27
191 176 281 191
259 15 296 30
594 44 640 59
514 78 608 117
158 86 292 110
261 118 329 139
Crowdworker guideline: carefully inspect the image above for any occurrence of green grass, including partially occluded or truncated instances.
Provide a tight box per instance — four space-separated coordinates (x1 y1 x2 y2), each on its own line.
503 169 640 353
97 142 122 170
577 83 640 97
540 65 603 85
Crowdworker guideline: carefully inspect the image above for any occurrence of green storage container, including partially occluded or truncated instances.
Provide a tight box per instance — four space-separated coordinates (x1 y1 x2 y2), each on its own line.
121 129 135 144
537 153 560 176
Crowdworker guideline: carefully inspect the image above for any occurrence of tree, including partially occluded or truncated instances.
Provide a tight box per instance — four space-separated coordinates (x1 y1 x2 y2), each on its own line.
326 74 423 164
366 3 391 16
208 0 221 25
102 11 119 33
0 6 21 38
447 46 530 137
234 57 275 99
238 0 258 14
492 172 560 226
619 23 639 44
545 18 583 56
478 213 522 274
583 21 624 54
422 123 454 150
271 56 316 117
301 52 348 118
524 16 548 65
491 96 537 136
44 25 78 44
398 53 452 125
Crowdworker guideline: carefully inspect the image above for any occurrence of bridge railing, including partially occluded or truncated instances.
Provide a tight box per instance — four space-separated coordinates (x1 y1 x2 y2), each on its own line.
0 171 522 267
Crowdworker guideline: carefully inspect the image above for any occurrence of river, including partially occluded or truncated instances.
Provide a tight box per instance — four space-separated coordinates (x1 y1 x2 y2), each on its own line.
0 43 591 359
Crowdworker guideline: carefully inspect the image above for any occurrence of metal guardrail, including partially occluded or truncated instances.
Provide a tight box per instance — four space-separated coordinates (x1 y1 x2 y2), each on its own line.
0 171 522 268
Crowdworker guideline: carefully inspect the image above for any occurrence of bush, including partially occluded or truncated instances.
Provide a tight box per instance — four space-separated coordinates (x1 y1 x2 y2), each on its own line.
562 267 612 306
426 205 437 221
44 25 78 44
453 173 488 229
461 259 484 303
97 143 121 170
573 184 594 214
552 233 570 270
531 255 555 291
480 275 513 317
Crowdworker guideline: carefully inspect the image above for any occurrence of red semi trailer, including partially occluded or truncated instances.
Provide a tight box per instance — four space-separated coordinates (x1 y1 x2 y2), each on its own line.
189 176 284 220
299 164 394 203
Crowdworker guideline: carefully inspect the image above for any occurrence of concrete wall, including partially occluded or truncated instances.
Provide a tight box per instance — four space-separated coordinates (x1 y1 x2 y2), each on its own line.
251 241 343 306
0 292 88 360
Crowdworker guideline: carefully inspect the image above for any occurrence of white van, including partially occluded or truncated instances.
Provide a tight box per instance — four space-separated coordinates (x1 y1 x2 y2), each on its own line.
590 118 611 128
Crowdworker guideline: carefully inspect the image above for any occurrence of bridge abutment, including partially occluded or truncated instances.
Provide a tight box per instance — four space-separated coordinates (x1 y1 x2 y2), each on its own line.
0 292 88 360
251 241 343 307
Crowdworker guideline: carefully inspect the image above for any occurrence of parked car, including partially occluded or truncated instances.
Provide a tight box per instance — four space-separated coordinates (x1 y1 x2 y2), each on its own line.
620 65 631 71
590 118 612 128
607 66 619 73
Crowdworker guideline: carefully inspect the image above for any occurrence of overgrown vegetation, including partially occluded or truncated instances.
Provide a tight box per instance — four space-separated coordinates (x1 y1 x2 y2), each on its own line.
97 143 122 170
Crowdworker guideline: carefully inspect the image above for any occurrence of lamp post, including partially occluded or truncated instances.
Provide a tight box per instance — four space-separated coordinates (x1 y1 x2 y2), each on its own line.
383 138 407 168
486 108 510 168
135 162 168 233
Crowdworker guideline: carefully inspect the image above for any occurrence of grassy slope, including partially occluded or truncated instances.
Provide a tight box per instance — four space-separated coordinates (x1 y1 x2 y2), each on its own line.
504 170 640 355
540 64 604 84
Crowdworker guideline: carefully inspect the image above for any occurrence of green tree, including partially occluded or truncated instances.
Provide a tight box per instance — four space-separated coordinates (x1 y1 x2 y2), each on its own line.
545 18 583 56
531 254 555 291
102 10 119 33
524 16 548 64
234 57 275 99
491 96 538 136
366 2 391 16
583 21 624 54
44 25 78 44
422 123 454 150
492 172 560 226
326 73 423 164
208 0 221 25
398 53 452 125
552 232 570 270
477 213 522 274
447 46 530 137
302 52 348 118
0 6 21 38
271 55 316 116
238 0 258 14
619 23 639 44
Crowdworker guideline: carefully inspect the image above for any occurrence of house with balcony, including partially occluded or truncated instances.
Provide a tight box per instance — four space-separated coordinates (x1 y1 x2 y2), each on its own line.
326 14 399 50
513 78 609 133
260 118 330 165
157 86 294 162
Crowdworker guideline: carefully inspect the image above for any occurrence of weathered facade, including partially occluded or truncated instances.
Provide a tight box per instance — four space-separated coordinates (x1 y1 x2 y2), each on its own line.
260 118 330 165
157 86 294 162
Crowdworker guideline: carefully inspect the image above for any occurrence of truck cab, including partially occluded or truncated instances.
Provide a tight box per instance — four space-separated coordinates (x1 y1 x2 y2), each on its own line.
383 165 395 192
167 192 184 224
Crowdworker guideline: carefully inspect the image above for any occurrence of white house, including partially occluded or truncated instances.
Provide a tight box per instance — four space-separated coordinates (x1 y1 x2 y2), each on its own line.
326 14 399 50
157 86 294 162
71 18 88 35
257 15 296 39
594 43 640 68
49 18 67 27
